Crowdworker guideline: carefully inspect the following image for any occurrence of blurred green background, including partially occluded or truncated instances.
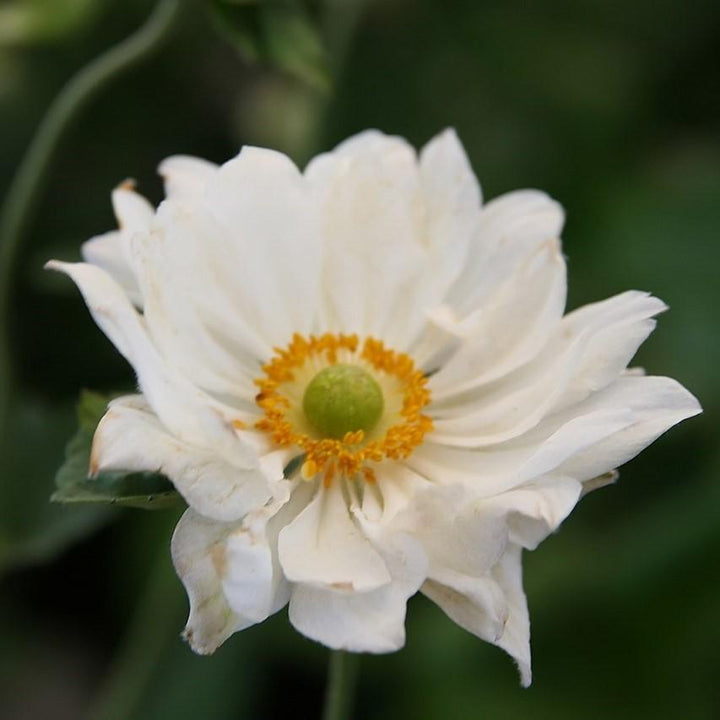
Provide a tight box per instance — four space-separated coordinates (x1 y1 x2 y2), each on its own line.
0 0 717 718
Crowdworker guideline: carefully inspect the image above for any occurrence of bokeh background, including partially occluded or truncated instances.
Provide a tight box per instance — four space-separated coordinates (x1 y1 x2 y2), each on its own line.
0 0 718 718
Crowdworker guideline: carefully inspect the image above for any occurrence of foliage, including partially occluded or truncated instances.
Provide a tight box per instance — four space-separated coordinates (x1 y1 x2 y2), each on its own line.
53 390 182 509
209 0 332 90
0 0 717 718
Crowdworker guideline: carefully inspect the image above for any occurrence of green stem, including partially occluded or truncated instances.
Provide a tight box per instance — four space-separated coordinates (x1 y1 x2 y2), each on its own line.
322 650 359 720
0 0 186 454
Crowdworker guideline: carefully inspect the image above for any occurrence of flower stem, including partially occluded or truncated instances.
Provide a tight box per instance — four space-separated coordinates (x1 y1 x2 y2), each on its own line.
0 0 186 458
322 650 359 720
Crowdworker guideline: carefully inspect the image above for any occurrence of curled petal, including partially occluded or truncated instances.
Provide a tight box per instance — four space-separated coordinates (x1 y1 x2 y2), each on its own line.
81 231 142 307
45 261 257 462
92 395 273 522
557 375 701 481
424 544 531 686
482 476 583 550
288 532 427 653
171 509 251 655
430 291 667 446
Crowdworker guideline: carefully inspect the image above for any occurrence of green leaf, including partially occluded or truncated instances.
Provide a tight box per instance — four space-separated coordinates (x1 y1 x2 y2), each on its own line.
209 0 263 61
263 5 332 91
0 396 116 571
209 0 332 91
52 391 182 510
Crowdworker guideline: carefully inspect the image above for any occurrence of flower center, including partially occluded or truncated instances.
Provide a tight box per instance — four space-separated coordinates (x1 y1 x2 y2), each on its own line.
254 333 432 484
302 364 384 439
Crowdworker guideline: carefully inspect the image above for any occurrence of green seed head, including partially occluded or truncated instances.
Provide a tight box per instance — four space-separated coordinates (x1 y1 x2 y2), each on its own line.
302 364 384 439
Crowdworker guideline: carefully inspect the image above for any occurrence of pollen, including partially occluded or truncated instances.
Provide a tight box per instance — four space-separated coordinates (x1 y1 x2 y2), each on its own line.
254 333 432 484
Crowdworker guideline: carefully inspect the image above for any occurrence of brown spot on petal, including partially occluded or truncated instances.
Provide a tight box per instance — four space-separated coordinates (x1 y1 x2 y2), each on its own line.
330 581 354 592
210 543 227 579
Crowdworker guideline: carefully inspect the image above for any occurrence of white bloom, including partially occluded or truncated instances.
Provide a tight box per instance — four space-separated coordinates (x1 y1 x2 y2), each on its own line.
49 130 700 685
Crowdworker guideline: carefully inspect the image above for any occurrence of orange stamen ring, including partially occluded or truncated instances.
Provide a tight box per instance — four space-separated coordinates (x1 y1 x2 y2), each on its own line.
254 333 433 483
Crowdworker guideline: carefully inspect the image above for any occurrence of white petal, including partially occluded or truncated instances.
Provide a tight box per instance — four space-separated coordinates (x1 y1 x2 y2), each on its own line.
493 545 531 686
430 236 566 394
80 184 153 306
430 291 667 446
414 191 563 371
409 407 634 497
417 128 480 302
278 480 391 592
423 544 531 686
171 509 250 654
219 479 301 621
371 461 433 525
131 202 269 404
321 129 411 160
111 185 154 234
482 476 582 550
447 189 565 317
392 483 509 577
46 260 258 456
202 145 322 346
288 532 427 652
557 375 702 481
554 291 668 409
81 230 142 306
158 155 218 200
305 131 429 347
91 395 273 522
422 574 508 646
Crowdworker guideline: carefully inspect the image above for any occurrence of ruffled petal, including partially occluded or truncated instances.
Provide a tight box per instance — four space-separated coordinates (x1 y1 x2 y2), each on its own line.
482 476 582 550
171 509 251 654
447 189 564 318
278 480 391 592
492 545 531 686
430 291 667 446
91 395 275 522
422 574 508 648
392 482 509 577
557 374 701 481
423 544 531 686
429 236 566 393
288 532 427 652
218 479 305 621
409 407 634 497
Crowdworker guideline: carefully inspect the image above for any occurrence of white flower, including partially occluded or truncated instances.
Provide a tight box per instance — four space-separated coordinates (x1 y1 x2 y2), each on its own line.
48 130 700 685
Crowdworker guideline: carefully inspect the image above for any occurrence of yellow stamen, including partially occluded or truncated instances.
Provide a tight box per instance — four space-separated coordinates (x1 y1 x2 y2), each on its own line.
254 333 432 484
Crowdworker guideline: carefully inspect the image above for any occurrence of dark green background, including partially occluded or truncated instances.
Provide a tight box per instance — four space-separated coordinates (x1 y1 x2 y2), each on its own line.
0 0 717 718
